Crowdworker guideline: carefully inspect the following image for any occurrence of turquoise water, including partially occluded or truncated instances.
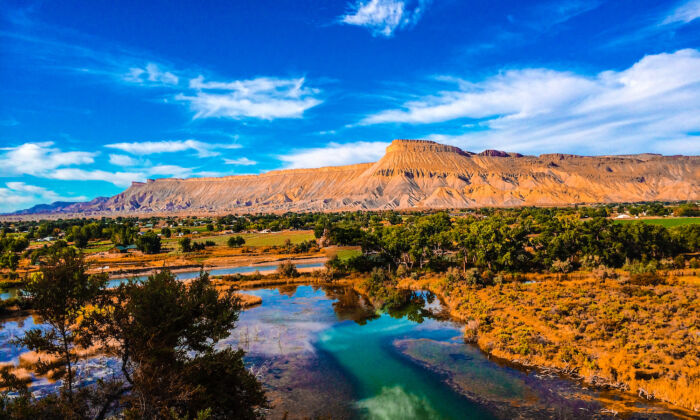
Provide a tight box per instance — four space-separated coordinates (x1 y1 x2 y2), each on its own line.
227 286 613 419
318 315 495 419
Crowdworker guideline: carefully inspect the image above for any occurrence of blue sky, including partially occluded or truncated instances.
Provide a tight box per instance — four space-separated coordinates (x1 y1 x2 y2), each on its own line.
1 0 699 212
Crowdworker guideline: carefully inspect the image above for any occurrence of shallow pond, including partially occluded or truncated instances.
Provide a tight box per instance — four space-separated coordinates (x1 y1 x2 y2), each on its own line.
0 284 691 419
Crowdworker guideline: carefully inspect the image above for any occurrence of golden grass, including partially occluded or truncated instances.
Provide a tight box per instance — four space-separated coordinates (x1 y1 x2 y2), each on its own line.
387 271 700 412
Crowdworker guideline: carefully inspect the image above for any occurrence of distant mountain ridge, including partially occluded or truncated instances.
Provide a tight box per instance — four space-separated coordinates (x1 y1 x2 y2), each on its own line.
9 139 700 216
12 197 110 215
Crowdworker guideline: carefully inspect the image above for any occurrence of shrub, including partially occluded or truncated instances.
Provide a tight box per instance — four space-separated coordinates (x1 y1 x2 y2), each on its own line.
580 255 601 270
673 255 686 269
551 259 573 273
464 268 481 287
629 272 664 286
592 264 616 280
690 257 700 269
276 261 299 278
464 319 480 342
623 260 657 275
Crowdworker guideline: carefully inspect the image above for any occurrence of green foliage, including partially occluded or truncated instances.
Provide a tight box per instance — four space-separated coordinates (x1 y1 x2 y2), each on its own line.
0 235 29 254
227 235 245 248
0 251 19 271
673 203 700 217
80 270 267 418
179 237 192 252
136 231 162 254
12 249 106 404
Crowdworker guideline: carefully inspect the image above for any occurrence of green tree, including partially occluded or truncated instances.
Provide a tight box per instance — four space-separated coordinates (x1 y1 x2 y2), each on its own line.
13 249 106 404
136 231 162 254
82 270 268 418
227 236 245 248
179 237 192 253
0 251 19 271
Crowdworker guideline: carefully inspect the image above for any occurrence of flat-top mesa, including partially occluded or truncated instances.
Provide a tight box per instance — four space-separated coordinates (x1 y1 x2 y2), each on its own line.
14 139 700 215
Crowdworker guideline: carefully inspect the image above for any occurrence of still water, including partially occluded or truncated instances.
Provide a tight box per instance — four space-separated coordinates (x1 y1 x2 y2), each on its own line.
0 284 690 419
105 262 324 288
0 262 324 299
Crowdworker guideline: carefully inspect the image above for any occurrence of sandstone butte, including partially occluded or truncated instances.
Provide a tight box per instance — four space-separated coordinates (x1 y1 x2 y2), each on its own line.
11 139 700 216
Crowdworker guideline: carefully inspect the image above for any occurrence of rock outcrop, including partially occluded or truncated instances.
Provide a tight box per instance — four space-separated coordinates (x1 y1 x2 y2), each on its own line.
12 139 700 215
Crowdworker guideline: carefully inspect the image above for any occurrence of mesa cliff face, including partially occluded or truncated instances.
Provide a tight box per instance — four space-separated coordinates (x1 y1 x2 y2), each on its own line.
18 140 700 215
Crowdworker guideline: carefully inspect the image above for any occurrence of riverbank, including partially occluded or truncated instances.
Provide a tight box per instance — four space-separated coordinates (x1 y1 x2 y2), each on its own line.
364 271 699 414
212 269 699 415
4 259 698 415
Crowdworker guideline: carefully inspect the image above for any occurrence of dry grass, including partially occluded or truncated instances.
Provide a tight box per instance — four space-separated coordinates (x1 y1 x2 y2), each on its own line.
389 271 700 412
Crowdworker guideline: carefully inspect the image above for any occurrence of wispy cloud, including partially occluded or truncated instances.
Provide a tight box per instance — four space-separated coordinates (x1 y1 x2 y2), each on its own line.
362 49 700 155
279 141 389 169
516 0 602 31
340 0 430 37
223 157 257 166
604 0 700 47
105 139 241 157
0 182 87 212
662 0 700 25
176 76 321 120
108 154 141 166
2 23 322 121
124 62 179 86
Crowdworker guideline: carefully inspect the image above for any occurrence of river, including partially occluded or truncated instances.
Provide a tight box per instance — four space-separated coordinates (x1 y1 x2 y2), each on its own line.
0 284 690 419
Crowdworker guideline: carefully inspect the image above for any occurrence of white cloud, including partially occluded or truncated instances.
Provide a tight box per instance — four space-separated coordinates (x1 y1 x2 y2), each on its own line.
177 76 321 120
0 182 87 213
124 62 179 86
0 142 224 190
49 165 223 188
279 141 390 169
108 154 140 166
48 168 143 187
223 157 257 166
663 0 700 25
341 0 429 37
362 49 700 155
0 142 96 176
105 139 240 157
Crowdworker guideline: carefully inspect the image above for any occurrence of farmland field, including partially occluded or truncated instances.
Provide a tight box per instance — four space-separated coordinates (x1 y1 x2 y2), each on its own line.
165 230 315 247
613 217 700 227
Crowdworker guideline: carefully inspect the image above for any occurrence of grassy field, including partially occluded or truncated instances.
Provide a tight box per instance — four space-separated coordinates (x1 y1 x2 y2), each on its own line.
166 230 315 247
613 217 700 227
334 248 362 261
